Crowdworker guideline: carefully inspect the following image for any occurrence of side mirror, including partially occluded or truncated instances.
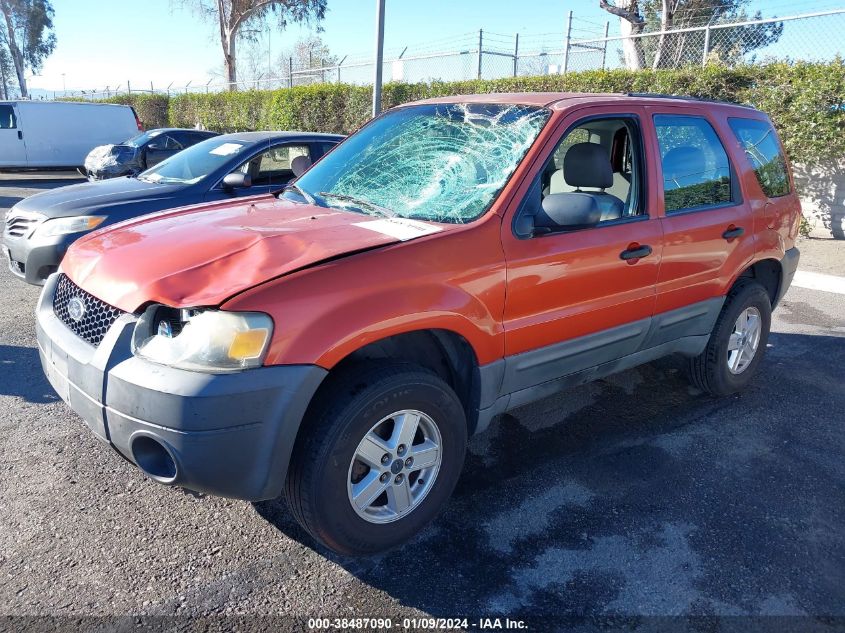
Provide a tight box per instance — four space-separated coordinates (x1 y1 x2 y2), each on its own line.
536 193 601 231
222 172 252 191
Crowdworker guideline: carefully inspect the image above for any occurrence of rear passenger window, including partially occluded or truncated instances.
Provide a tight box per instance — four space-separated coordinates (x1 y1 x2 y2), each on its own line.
655 115 733 213
728 118 790 198
0 105 16 129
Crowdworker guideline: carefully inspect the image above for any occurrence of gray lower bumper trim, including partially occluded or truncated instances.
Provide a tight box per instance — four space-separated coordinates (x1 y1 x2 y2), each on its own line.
36 273 327 501
776 246 800 307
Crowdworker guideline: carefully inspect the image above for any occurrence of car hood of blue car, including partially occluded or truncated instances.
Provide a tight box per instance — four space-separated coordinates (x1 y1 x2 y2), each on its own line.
13 177 189 219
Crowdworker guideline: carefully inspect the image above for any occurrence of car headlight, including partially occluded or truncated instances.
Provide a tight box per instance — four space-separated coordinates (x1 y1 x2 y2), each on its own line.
132 307 273 373
35 216 106 237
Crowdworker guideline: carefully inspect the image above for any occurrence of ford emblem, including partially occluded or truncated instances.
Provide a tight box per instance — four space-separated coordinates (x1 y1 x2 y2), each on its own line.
67 296 86 322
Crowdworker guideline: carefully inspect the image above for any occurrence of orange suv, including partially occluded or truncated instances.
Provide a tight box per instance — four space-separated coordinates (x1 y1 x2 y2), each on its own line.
36 93 801 555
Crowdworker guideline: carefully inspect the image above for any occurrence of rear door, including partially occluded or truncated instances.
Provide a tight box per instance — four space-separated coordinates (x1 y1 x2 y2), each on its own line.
500 105 663 395
0 103 28 167
646 106 755 314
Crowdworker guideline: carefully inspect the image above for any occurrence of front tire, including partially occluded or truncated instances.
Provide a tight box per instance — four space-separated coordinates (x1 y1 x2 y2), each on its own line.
285 362 467 556
687 279 772 396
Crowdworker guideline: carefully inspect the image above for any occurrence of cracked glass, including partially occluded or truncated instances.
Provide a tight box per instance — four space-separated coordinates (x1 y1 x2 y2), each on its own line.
291 103 550 224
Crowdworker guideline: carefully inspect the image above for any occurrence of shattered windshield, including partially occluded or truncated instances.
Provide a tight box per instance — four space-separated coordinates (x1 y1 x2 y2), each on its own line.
290 103 550 224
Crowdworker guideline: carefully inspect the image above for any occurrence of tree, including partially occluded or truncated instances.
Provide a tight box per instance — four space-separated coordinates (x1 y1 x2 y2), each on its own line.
599 0 782 70
286 34 337 69
231 34 336 89
173 0 327 91
0 0 56 98
599 0 645 70
273 34 337 85
0 43 13 98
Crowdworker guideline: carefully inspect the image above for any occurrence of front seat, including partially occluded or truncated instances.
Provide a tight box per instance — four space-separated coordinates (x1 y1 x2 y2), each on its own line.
291 154 313 178
561 143 624 221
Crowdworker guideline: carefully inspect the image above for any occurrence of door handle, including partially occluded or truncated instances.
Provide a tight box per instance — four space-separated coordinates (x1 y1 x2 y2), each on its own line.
17 130 22 140
722 226 744 240
620 244 653 261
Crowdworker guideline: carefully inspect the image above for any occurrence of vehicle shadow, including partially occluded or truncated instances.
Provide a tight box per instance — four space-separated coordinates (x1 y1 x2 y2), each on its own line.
0 344 59 404
254 332 845 618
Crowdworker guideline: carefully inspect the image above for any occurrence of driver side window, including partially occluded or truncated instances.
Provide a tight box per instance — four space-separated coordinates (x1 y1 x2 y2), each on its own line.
148 134 181 150
233 145 311 187
516 116 644 238
541 118 641 219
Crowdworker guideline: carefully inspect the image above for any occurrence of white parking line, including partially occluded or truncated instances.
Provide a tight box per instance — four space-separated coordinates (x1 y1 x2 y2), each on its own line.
792 270 845 295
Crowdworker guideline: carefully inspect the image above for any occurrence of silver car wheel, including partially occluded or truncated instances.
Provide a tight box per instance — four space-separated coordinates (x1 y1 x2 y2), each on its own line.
727 306 762 375
347 409 442 524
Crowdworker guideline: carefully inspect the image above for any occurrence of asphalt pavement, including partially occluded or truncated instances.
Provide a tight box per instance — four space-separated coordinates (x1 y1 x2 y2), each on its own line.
1 176 843 632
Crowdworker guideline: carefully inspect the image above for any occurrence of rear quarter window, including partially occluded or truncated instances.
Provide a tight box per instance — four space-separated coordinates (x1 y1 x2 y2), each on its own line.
727 117 791 198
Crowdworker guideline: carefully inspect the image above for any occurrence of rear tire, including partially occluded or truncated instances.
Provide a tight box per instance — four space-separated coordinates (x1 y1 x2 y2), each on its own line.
687 279 772 396
285 362 467 556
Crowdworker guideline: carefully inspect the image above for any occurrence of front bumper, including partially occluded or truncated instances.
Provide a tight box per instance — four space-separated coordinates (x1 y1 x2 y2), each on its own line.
775 246 800 307
35 274 327 500
2 229 74 285
85 165 135 181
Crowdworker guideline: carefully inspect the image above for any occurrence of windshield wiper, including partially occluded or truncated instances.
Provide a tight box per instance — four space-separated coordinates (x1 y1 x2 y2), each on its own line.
283 183 319 206
318 192 396 218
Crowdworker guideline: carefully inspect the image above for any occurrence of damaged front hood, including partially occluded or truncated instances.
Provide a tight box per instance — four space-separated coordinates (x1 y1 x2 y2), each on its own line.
62 196 446 313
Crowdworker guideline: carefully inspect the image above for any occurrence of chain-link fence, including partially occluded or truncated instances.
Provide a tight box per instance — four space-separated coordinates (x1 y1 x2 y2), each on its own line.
60 8 845 100
285 8 844 86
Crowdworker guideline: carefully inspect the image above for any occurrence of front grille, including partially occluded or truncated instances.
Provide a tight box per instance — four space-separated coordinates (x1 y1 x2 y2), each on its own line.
4 213 40 238
53 274 125 346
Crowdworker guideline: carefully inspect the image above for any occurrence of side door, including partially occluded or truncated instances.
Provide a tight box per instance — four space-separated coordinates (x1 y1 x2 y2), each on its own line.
500 106 663 396
204 142 313 201
647 107 756 315
0 104 28 167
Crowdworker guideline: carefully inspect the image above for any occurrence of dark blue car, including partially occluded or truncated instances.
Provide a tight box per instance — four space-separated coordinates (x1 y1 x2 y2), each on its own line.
2 131 343 284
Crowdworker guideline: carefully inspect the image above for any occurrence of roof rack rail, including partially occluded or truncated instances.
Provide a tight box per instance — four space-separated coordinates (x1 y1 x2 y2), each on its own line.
624 92 757 110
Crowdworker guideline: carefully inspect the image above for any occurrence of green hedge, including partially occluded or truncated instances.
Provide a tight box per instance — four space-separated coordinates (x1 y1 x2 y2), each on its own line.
95 93 171 129
87 61 845 166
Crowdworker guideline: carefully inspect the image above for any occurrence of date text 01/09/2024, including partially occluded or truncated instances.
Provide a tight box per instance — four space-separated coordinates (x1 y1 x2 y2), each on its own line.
306 617 529 630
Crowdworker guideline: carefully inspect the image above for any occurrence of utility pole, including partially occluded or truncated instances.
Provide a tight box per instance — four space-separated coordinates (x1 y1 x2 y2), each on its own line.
477 29 483 79
561 10 573 74
372 0 386 116
600 21 610 70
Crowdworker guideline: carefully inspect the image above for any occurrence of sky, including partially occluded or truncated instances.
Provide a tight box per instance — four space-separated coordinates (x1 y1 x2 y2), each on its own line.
28 0 845 95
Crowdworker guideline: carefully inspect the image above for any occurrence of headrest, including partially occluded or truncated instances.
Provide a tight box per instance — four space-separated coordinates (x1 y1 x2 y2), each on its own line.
662 146 706 183
564 143 613 189
291 154 312 177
